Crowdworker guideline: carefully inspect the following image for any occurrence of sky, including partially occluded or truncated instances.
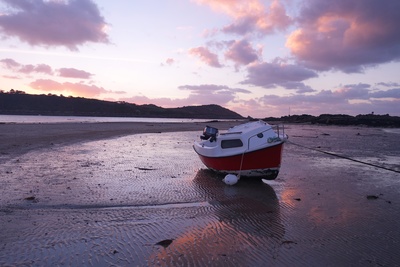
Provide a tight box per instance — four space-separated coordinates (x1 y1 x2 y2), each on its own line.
0 0 399 118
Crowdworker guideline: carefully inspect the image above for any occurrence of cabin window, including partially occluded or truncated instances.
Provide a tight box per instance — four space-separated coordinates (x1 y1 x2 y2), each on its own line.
221 139 243 149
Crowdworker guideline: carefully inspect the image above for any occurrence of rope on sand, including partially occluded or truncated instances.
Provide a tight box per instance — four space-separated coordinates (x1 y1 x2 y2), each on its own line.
287 140 400 174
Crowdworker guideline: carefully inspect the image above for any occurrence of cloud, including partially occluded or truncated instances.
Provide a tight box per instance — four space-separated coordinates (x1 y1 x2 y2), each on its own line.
195 0 292 35
279 82 316 94
2 75 19 79
257 84 400 116
376 82 400 88
165 58 175 65
112 90 127 95
193 0 400 77
0 58 53 75
259 93 347 115
32 64 53 75
286 0 400 72
120 82 399 117
179 84 250 106
161 58 175 67
1 58 96 79
0 0 109 50
189 47 223 68
30 79 110 98
0 58 20 68
123 84 251 108
58 68 93 79
19 64 53 75
370 88 400 99
122 95 182 108
334 83 371 99
179 84 251 94
241 59 318 90
225 39 260 67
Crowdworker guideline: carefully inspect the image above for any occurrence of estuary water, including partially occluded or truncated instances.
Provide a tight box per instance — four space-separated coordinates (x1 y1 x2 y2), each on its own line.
0 114 214 124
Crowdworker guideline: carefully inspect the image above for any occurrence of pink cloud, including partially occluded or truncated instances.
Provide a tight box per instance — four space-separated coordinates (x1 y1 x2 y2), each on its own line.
225 39 260 67
30 79 109 98
120 82 399 117
261 93 351 115
34 64 53 75
241 59 318 90
161 58 176 67
1 58 96 79
113 91 127 95
0 58 20 68
189 47 223 68
30 79 63 91
19 64 53 75
195 0 292 35
165 58 175 65
122 84 250 108
257 83 400 116
334 83 370 99
122 95 180 107
0 58 53 75
18 64 35 74
286 0 400 72
0 0 109 50
58 68 93 79
370 89 400 99
178 84 250 94
2 75 19 79
279 82 315 94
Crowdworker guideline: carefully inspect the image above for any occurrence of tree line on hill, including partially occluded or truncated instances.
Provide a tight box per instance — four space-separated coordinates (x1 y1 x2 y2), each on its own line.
0 90 243 119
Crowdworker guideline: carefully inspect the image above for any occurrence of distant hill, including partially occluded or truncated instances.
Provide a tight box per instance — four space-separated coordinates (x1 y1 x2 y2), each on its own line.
0 91 244 119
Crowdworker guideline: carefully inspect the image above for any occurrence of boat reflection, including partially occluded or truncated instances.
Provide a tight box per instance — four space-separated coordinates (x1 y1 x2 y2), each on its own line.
149 169 285 265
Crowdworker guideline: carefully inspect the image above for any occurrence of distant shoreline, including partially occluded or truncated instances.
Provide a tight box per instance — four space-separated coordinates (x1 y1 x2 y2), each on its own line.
1 92 399 126
264 113 400 128
1 113 399 128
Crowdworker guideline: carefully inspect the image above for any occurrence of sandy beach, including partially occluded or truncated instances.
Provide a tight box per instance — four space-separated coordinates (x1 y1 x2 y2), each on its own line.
1 121 399 266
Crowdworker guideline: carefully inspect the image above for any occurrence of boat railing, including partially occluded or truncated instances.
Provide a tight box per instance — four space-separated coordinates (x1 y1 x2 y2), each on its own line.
245 124 286 150
273 124 285 139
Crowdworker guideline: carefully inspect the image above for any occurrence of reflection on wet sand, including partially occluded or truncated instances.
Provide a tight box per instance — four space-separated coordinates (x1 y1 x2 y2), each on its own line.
1 125 399 266
149 169 284 266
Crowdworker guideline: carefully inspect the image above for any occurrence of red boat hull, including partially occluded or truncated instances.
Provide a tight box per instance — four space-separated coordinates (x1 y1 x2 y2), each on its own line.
195 143 284 177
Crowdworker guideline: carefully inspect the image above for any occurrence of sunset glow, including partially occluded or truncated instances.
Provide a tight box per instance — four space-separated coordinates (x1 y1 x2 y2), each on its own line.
0 0 399 117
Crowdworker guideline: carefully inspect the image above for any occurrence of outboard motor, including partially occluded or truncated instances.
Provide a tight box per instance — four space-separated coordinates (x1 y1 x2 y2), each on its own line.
200 126 218 142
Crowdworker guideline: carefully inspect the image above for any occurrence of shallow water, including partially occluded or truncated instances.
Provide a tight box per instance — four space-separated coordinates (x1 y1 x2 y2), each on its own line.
0 114 215 124
1 125 399 266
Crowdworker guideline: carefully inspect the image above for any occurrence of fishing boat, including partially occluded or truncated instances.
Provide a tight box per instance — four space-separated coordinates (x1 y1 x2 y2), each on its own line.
193 120 288 179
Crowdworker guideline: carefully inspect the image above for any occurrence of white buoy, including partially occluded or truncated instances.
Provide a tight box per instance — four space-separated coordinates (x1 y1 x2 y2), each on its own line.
223 174 239 185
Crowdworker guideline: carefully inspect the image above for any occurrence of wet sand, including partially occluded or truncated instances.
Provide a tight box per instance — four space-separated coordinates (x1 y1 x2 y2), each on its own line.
0 121 239 163
0 122 399 266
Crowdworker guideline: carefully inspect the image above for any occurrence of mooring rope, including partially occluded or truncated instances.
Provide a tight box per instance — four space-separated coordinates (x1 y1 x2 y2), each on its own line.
287 140 400 174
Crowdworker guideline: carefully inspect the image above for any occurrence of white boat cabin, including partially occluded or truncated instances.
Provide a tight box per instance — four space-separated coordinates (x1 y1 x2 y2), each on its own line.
195 120 286 158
